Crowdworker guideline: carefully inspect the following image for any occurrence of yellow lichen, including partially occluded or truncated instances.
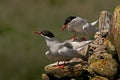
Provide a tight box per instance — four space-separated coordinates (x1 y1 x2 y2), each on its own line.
113 5 120 61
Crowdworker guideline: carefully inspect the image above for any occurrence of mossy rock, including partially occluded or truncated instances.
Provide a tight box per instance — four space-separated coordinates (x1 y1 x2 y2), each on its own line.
89 59 118 77
91 76 108 80
112 5 120 61
44 62 83 78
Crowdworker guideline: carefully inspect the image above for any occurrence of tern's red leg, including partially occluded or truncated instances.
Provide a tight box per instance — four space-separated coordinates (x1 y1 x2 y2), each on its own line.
54 61 65 69
80 34 86 41
71 33 78 40
80 37 86 41
59 61 65 69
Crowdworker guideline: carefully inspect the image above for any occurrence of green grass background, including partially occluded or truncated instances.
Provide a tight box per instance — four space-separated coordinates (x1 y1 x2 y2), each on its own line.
0 0 119 80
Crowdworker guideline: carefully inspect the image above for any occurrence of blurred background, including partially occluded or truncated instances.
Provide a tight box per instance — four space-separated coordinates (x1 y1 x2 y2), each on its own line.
0 0 119 80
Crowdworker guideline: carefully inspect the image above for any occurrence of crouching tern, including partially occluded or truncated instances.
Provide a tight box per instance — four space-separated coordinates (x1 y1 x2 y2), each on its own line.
34 30 92 68
61 16 98 40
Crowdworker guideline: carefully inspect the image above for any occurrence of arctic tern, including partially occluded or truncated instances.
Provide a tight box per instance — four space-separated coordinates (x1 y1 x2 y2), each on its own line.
34 30 92 68
61 16 98 40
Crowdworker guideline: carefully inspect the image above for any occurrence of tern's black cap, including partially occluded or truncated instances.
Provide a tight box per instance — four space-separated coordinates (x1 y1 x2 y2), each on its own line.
41 30 55 38
64 16 76 25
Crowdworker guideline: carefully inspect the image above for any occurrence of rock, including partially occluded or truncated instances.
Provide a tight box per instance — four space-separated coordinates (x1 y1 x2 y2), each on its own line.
44 61 85 78
104 39 116 55
71 78 76 80
94 45 107 52
69 58 84 62
94 32 102 39
42 74 50 80
101 31 109 38
91 76 108 80
112 5 120 61
89 59 118 77
88 53 113 64
89 43 99 48
99 11 112 33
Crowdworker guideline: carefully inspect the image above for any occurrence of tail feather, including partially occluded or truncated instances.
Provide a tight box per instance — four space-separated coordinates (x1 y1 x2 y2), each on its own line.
91 20 99 26
69 40 93 50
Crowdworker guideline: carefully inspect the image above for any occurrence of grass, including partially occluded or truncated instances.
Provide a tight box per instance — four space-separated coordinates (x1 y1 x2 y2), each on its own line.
0 0 119 80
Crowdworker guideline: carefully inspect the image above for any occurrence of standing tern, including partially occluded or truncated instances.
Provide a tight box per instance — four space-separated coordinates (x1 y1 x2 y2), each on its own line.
34 30 92 68
61 16 98 40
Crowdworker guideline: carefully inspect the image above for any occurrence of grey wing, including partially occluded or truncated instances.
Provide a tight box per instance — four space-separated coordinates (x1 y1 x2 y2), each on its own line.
58 46 87 61
70 17 88 26
66 40 92 50
58 46 81 59
69 17 89 33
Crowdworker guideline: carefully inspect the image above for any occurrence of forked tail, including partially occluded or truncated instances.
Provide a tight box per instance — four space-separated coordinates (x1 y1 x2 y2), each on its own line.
91 20 99 26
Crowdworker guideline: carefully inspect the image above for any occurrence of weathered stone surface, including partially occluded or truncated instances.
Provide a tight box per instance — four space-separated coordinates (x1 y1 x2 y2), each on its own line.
89 59 118 77
104 39 116 55
42 74 50 80
94 45 107 52
112 5 120 61
91 76 108 80
99 11 112 32
71 78 76 80
88 53 113 64
44 61 85 78
69 58 84 62
94 32 102 39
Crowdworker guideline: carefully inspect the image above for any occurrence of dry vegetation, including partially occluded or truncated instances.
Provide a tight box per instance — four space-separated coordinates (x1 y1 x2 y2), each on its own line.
0 0 119 80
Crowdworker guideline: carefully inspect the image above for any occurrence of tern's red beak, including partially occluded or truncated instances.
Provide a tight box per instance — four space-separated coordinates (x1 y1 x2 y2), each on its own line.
34 31 41 35
61 25 67 31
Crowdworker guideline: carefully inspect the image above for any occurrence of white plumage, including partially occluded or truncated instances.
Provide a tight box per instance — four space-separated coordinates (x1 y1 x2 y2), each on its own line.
61 16 98 40
35 30 92 62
